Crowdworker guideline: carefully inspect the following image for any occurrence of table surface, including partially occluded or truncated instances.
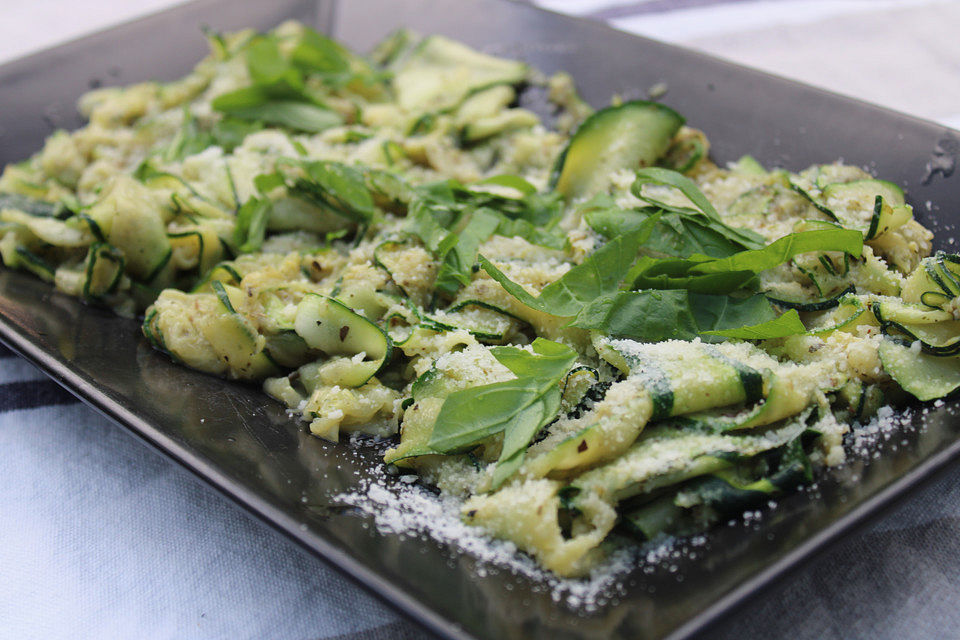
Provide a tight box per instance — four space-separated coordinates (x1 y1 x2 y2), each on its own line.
2 1 960 639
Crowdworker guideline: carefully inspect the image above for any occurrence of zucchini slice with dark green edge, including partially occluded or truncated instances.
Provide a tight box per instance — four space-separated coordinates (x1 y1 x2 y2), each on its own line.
804 294 868 335
788 182 839 221
816 180 913 240
372 236 427 302
565 417 808 515
0 193 72 219
82 243 125 300
657 129 707 174
141 307 171 355
730 155 767 176
205 281 279 379
835 380 884 423
191 262 242 293
13 246 56 282
597 340 755 417
766 284 856 312
871 298 960 356
263 331 313 369
901 252 960 309
425 303 519 342
551 101 684 200
168 227 223 280
813 164 870 188
560 366 599 409
293 293 393 387
619 435 812 541
390 35 528 113
879 338 960 401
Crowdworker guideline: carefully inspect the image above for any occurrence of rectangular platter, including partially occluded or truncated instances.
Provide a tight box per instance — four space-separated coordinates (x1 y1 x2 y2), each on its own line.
1 1 959 638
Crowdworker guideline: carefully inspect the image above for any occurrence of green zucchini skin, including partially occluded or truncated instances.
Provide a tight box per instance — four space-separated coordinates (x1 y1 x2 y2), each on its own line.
551 101 684 200
293 293 393 387
879 338 960 401
766 284 856 312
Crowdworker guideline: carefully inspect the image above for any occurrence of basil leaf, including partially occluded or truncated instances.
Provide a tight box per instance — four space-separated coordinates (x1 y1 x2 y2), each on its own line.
586 206 747 259
429 380 544 452
474 174 538 195
218 100 342 133
632 167 723 221
210 117 265 152
428 338 576 488
233 197 271 253
290 161 378 223
211 86 269 112
631 167 766 250
572 290 803 342
253 171 285 194
291 28 351 78
489 337 579 379
211 35 343 133
629 228 863 293
491 388 560 488
245 37 304 95
689 293 778 334
479 213 661 317
435 209 501 295
291 27 387 88
571 290 699 341
701 308 805 339
406 199 453 251
694 228 862 274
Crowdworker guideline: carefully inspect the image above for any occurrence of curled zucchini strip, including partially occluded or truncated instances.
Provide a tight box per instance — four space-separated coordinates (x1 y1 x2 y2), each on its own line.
293 294 393 388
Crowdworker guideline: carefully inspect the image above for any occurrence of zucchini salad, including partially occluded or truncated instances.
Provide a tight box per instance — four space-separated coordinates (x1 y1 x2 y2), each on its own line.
2 21 958 578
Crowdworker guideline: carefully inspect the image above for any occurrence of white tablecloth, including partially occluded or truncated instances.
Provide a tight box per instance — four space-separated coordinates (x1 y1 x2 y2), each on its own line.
2 1 960 638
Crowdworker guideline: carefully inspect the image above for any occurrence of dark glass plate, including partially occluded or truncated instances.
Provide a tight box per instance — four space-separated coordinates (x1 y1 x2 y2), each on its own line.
0 1 958 638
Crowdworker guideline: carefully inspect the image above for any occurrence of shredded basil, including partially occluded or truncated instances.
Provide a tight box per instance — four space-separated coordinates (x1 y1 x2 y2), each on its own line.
627 228 863 293
631 167 766 250
479 214 661 317
211 35 343 132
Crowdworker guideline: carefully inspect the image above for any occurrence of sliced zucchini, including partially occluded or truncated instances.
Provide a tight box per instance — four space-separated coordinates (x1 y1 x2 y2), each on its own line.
461 109 539 143
567 417 807 511
813 164 870 188
560 366 600 413
879 338 960 401
426 302 518 342
191 262 242 293
0 192 71 218
597 339 755 417
391 35 528 113
13 246 55 282
730 155 767 176
872 298 960 356
820 180 912 240
168 226 223 278
804 294 868 335
823 178 906 207
202 281 278 379
82 243 125 300
657 128 707 174
901 253 960 309
293 294 392 387
767 284 856 312
551 101 684 200
0 209 91 247
87 177 172 281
